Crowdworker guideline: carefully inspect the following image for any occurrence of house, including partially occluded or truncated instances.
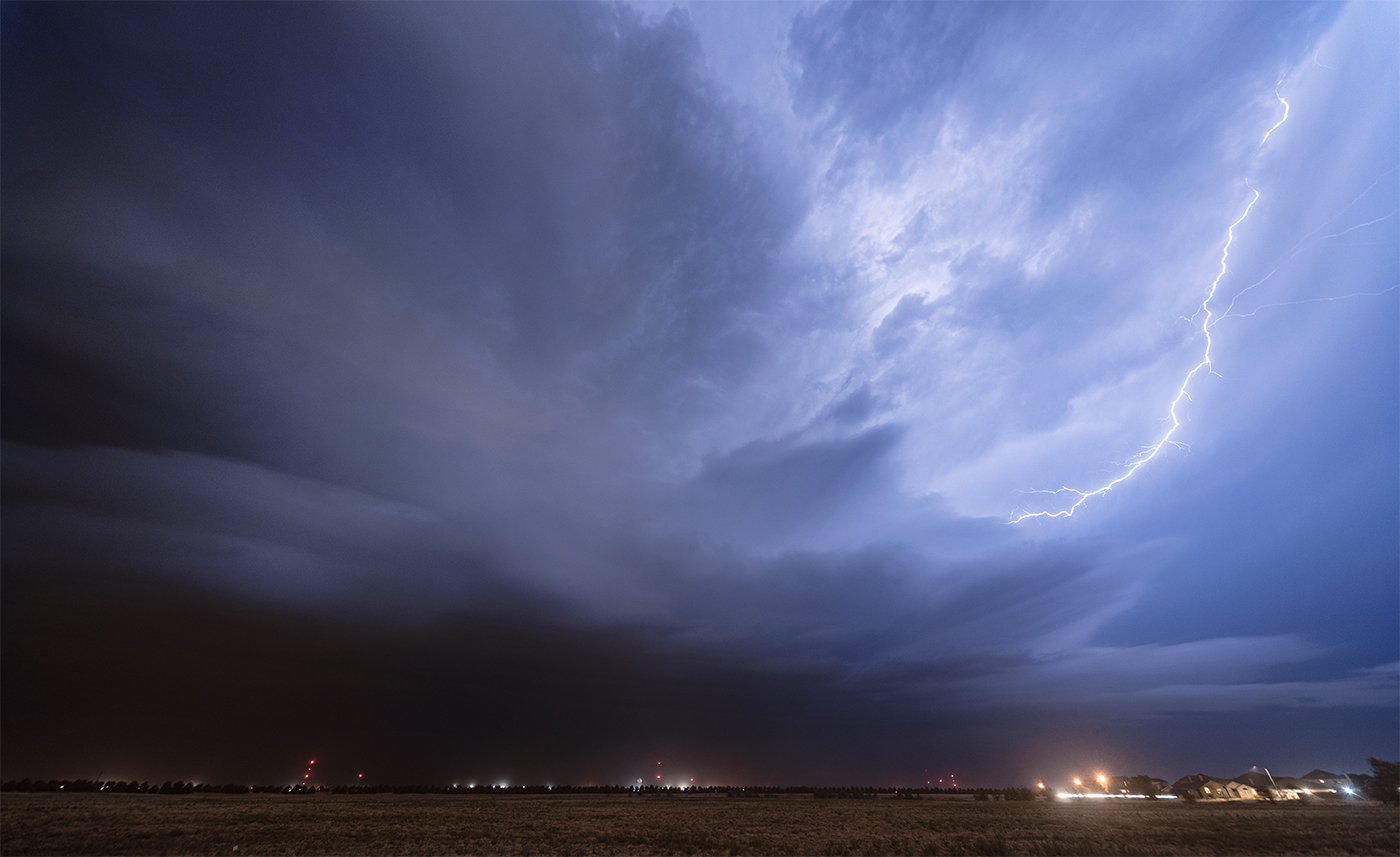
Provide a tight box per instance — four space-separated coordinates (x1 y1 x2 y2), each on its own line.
1169 774 1261 801
1296 770 1356 797
1227 781 1260 800
1234 771 1302 800
1171 775 1231 800
1104 776 1169 796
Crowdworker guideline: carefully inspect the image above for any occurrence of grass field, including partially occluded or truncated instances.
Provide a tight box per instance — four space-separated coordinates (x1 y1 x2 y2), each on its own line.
2 793 1395 856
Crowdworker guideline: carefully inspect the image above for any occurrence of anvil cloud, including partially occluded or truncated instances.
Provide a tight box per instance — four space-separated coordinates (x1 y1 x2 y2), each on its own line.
3 1 1396 788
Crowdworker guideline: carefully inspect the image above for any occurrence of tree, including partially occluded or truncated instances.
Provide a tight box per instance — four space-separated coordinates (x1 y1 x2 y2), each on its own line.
1356 758 1398 805
1126 775 1158 798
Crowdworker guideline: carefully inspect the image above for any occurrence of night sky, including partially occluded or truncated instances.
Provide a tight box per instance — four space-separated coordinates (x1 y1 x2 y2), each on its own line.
3 2 1396 790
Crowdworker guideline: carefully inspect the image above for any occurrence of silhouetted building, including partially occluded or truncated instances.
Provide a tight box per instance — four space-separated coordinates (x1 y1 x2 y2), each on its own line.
1296 770 1355 797
1170 774 1261 801
1234 771 1302 800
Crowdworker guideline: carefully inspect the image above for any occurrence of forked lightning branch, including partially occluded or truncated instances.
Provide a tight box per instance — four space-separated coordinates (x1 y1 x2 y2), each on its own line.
1010 92 1292 523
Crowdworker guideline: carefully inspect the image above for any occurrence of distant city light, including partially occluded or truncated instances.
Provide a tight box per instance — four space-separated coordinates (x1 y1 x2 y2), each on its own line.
1057 793 1178 800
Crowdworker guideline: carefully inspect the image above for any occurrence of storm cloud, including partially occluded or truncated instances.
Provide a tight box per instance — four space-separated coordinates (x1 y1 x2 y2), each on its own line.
3 1 1395 787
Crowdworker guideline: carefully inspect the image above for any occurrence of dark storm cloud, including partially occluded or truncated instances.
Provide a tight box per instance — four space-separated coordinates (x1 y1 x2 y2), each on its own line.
2 0 812 570
0 434 1101 661
4 2 800 440
2 570 863 786
0 538 1116 786
663 425 905 550
0 432 1157 785
1 256 289 459
3 0 1395 786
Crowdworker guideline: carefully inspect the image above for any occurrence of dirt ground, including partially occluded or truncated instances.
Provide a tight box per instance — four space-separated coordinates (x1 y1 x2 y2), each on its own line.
2 793 1396 856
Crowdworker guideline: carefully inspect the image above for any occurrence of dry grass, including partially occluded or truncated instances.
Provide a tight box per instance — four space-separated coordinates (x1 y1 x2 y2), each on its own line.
2 793 1396 856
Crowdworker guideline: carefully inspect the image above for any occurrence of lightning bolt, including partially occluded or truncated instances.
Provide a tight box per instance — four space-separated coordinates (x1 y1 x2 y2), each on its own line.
1011 86 1397 524
1009 92 1287 524
1257 87 1289 148
1218 283 1399 321
1218 167 1398 321
1010 189 1260 523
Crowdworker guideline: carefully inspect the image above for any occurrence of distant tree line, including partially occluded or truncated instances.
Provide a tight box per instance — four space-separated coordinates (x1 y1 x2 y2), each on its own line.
1 780 268 794
0 780 1038 797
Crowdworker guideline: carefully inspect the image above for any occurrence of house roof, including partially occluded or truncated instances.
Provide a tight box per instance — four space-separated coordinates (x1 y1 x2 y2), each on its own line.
1172 774 1228 788
1299 769 1344 782
1234 772 1275 789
